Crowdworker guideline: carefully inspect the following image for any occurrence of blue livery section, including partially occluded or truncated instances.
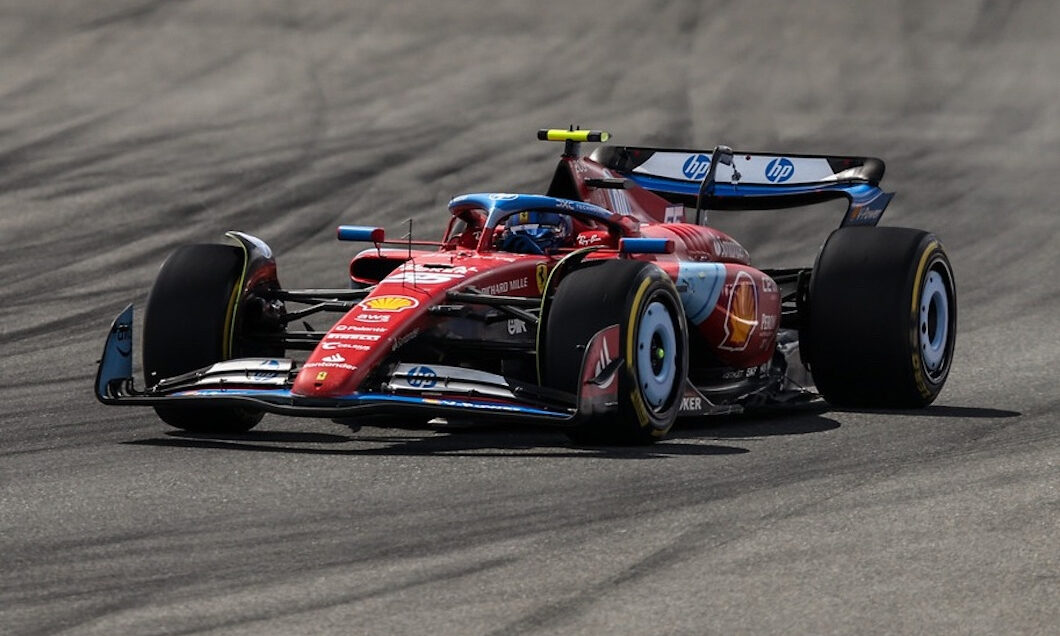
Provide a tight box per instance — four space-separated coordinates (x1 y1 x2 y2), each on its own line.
95 304 134 400
449 193 617 228
620 237 674 254
171 388 570 418
336 225 384 242
676 263 726 325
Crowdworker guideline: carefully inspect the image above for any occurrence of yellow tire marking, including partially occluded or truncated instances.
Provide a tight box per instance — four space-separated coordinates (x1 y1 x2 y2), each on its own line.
222 240 250 360
626 276 653 427
909 241 939 396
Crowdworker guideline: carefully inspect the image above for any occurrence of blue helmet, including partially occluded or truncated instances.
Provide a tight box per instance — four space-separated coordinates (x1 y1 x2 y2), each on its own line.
499 210 573 254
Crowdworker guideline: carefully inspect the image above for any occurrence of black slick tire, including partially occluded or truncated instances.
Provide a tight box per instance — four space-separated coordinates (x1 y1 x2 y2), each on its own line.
804 226 957 408
143 244 264 433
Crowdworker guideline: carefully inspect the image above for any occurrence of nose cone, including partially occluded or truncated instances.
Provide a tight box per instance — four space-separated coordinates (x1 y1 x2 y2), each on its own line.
290 291 427 398
292 348 368 397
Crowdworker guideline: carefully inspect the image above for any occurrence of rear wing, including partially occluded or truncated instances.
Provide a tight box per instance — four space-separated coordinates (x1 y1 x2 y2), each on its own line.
590 145 894 226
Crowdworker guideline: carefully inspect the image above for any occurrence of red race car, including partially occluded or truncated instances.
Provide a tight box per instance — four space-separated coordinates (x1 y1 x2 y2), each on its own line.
96 129 957 444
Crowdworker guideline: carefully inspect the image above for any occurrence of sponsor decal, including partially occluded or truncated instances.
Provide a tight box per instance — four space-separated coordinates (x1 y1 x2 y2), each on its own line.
722 366 762 380
848 204 883 224
382 265 477 286
358 295 419 312
760 276 778 293
326 333 380 342
422 398 522 412
322 341 371 351
638 152 837 184
333 324 388 333
488 193 519 201
250 360 281 381
316 372 328 381
535 263 548 293
507 319 527 335
480 277 529 296
406 365 438 389
712 238 749 261
385 272 457 285
765 157 795 183
115 325 132 357
760 313 778 331
355 313 391 324
391 328 419 351
680 396 703 412
664 205 684 224
719 271 759 351
606 188 632 215
682 154 712 180
304 361 359 371
322 353 346 363
576 231 606 247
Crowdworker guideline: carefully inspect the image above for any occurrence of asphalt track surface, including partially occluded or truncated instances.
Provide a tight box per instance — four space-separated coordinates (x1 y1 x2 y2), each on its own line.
2 2 1058 634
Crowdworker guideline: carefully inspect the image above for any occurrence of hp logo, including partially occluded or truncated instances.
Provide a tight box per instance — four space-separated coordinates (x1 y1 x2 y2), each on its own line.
407 366 438 389
682 154 712 180
765 158 795 183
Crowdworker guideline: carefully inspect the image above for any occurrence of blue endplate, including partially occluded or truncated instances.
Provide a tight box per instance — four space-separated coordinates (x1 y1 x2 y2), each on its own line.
96 304 134 400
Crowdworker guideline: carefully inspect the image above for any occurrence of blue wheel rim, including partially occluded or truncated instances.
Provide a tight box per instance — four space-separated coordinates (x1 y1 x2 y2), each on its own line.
636 300 677 409
919 268 950 376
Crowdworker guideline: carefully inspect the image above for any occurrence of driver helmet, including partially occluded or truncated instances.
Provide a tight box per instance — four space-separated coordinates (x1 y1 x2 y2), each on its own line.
500 210 573 254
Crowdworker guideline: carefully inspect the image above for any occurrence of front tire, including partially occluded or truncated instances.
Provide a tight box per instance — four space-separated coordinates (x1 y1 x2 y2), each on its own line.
543 259 688 444
804 226 957 407
143 244 265 433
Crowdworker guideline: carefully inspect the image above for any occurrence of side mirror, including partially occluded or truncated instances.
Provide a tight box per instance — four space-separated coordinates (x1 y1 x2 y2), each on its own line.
337 226 385 243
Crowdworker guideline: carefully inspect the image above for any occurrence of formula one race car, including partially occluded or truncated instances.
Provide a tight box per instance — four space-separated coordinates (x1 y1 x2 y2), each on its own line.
96 129 957 444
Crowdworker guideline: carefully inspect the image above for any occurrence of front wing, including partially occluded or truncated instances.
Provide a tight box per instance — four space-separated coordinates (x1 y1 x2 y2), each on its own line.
95 305 596 425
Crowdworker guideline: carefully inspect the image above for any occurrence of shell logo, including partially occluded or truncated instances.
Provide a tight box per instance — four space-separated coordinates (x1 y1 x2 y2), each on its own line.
358 295 420 312
719 271 758 351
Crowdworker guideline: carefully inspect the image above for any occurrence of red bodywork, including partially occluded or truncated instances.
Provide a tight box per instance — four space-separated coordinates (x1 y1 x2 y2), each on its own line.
292 153 780 399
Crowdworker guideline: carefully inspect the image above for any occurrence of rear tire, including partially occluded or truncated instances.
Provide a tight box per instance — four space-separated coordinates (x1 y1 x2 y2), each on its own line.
143 244 264 433
543 260 688 444
804 227 957 407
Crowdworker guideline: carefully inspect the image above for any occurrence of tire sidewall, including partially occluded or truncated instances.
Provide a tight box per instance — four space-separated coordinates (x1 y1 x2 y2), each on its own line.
905 240 957 402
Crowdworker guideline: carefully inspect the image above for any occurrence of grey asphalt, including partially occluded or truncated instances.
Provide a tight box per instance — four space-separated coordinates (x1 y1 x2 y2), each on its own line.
2 1 1058 634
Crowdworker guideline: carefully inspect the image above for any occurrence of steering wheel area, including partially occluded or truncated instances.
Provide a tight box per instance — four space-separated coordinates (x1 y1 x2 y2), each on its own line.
497 231 548 255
